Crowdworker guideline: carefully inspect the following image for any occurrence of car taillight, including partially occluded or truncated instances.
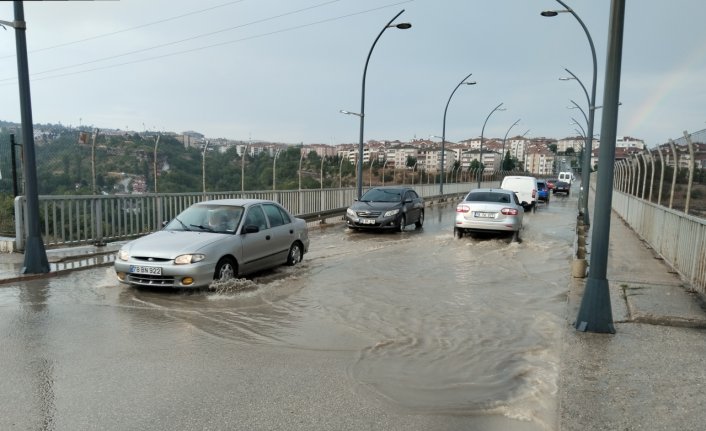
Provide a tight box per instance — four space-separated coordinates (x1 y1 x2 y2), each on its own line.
532 189 536 198
456 205 471 213
501 208 518 215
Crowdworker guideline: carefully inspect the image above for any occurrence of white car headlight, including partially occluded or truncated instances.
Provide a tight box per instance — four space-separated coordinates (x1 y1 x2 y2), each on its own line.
117 249 130 261
174 254 206 265
384 209 399 217
346 208 356 217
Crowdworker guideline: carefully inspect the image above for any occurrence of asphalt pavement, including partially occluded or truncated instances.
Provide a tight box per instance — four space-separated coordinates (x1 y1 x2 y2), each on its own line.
1 206 706 430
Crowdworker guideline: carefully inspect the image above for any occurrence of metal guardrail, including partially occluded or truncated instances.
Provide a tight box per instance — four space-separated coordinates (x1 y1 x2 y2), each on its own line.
612 190 706 294
13 182 479 250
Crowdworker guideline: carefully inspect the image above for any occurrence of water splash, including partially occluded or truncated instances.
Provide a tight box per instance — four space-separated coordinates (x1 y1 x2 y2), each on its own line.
208 278 258 295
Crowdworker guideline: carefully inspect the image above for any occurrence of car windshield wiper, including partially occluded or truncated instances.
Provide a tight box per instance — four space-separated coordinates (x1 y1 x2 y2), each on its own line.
189 224 214 232
174 217 190 231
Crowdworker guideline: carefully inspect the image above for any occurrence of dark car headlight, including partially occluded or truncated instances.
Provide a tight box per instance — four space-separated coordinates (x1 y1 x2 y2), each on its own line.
346 208 356 217
384 209 400 217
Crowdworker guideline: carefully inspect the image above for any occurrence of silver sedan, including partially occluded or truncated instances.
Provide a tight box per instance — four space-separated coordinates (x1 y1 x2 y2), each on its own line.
454 188 524 240
114 199 309 288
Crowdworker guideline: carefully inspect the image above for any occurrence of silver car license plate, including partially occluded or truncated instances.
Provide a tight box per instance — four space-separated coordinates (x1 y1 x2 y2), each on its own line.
130 265 162 275
360 218 376 225
474 212 494 218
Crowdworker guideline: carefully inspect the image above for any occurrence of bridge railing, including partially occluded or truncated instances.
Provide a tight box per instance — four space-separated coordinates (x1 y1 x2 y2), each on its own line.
13 182 479 251
612 190 706 294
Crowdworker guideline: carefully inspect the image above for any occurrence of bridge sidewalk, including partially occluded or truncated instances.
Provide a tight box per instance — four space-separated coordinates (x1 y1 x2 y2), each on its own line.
559 209 706 430
0 240 123 284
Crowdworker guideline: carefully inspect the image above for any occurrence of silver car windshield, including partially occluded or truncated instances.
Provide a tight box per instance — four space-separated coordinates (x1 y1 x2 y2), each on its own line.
165 205 244 233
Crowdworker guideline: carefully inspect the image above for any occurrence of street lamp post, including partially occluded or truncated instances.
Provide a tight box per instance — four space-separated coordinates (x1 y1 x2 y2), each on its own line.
500 118 520 185
561 68 593 215
351 9 411 200
202 140 210 196
241 143 249 193
339 156 345 188
298 148 305 191
543 1 598 226
441 72 476 194
2 3 49 272
479 102 505 188
272 149 281 191
574 0 625 334
153 134 160 193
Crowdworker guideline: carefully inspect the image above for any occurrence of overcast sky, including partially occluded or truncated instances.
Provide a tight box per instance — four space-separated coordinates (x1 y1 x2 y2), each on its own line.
1 0 704 147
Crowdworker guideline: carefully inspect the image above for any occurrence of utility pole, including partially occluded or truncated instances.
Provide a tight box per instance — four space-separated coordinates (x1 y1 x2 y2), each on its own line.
2 3 49 273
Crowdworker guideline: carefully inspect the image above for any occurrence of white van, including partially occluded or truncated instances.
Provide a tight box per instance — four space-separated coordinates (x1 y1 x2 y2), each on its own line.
558 171 574 183
500 176 538 211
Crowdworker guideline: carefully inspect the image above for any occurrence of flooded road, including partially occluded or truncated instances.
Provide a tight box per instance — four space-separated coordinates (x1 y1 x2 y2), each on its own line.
0 192 578 430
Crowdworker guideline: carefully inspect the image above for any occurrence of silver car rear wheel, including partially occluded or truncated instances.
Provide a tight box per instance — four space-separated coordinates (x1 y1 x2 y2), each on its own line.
287 242 303 266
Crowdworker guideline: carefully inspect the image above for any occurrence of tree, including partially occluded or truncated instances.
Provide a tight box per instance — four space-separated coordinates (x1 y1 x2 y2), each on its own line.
502 150 515 171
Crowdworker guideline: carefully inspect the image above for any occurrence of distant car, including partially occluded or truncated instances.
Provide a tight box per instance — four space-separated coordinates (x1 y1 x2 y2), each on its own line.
536 180 550 203
553 181 571 195
114 199 309 288
454 188 524 241
500 175 538 211
345 186 424 232
546 178 557 190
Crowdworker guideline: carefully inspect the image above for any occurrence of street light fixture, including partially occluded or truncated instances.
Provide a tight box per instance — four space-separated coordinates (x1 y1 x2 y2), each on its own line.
543 0 598 226
479 103 506 188
351 9 411 200
441 72 476 194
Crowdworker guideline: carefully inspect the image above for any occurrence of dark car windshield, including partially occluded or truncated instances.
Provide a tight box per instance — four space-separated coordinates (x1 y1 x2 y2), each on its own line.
465 191 512 203
360 188 403 203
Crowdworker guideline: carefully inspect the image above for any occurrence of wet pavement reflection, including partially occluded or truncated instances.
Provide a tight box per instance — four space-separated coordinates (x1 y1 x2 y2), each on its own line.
0 192 579 430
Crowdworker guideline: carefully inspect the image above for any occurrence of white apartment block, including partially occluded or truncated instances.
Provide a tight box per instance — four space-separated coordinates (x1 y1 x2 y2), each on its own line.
525 149 556 175
616 136 645 150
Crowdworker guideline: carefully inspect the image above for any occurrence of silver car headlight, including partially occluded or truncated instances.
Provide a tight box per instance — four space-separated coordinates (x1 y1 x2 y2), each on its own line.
384 209 399 217
346 208 357 217
117 249 130 261
174 254 206 265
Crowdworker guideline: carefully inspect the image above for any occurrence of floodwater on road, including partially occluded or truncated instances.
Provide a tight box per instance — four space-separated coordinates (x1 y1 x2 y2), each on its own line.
0 191 578 431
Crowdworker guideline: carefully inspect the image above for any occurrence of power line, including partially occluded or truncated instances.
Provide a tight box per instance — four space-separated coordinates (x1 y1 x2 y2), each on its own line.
1 0 346 81
0 0 413 86
0 0 247 60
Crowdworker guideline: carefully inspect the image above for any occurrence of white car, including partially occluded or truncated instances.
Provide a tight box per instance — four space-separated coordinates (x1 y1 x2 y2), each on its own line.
454 188 524 241
114 199 309 288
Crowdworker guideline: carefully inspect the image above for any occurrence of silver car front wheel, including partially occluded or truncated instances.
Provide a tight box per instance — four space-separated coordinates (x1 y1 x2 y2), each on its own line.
214 257 236 281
